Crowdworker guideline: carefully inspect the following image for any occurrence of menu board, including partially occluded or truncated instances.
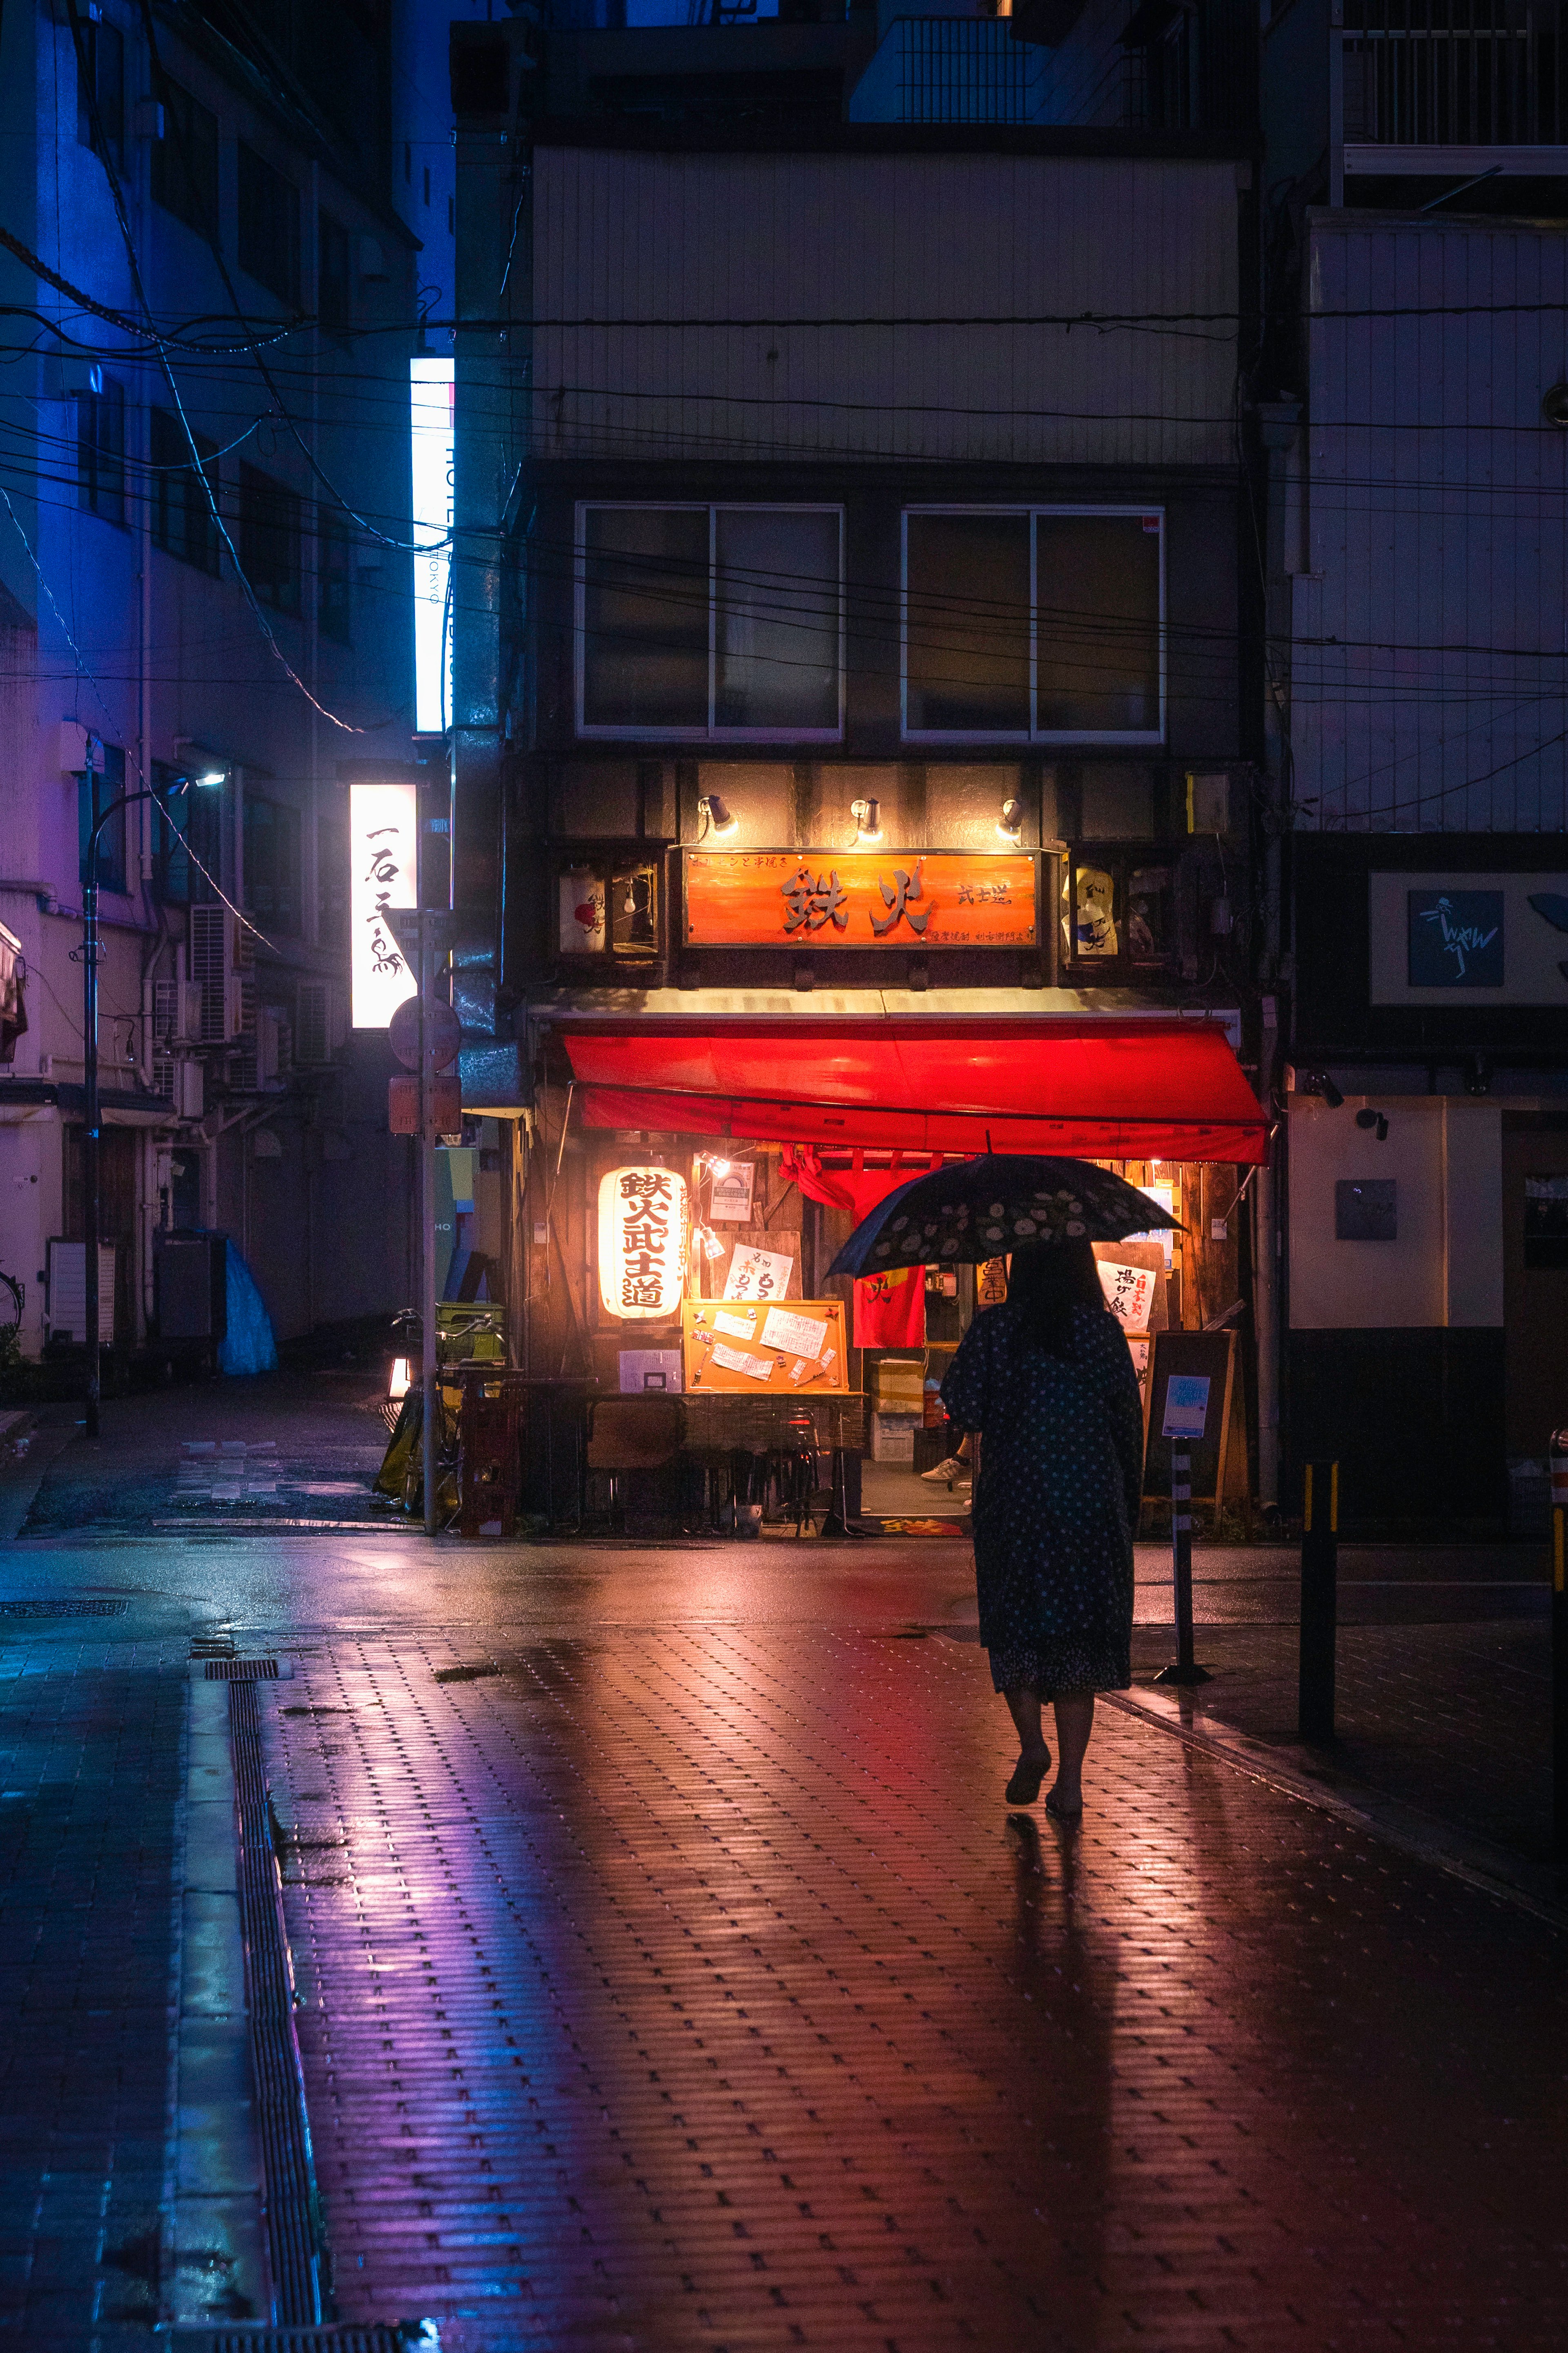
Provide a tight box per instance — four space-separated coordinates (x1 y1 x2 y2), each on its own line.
682 1298 852 1394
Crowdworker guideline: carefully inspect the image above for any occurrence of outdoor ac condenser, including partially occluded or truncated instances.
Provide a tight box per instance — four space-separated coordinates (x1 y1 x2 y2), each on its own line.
188 905 249 1044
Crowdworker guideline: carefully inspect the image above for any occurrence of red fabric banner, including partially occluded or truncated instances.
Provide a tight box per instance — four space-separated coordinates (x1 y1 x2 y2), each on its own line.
853 1264 927 1349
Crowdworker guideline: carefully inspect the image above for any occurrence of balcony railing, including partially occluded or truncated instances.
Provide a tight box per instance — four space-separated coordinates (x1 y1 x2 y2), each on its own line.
1341 0 1564 144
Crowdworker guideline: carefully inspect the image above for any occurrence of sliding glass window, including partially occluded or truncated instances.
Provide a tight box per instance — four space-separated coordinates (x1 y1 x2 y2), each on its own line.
904 508 1164 745
578 504 843 740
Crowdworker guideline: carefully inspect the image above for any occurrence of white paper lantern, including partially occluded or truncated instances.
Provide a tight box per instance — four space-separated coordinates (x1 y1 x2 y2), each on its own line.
598 1166 688 1321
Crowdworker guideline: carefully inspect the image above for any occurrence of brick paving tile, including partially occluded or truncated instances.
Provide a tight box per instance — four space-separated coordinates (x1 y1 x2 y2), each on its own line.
0 1648 182 2346
257 1624 1568 2351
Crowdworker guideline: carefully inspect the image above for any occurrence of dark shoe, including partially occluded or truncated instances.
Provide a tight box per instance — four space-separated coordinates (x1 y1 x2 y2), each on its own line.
1004 1750 1049 1805
1044 1787 1084 1820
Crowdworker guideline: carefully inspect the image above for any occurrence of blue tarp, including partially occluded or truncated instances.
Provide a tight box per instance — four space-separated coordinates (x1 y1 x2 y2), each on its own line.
218 1243 278 1376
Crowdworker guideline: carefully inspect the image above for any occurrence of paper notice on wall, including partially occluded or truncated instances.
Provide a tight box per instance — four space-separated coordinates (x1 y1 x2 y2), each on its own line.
1127 1336 1150 1396
724 1246 793 1303
1097 1258 1155 1334
713 1308 757 1340
709 1162 755 1222
1134 1182 1177 1269
759 1305 826 1360
1162 1373 1211 1438
710 1342 775 1382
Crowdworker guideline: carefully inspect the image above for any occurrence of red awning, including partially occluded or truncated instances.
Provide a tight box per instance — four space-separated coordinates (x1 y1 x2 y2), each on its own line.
555 1017 1266 1164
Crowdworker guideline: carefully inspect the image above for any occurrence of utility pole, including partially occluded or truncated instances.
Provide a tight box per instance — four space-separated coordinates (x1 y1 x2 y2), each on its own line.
419 914 438 1538
80 738 102 1438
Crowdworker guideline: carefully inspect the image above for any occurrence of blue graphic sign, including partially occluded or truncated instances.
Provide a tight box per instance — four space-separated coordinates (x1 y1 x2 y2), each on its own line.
1407 890 1504 987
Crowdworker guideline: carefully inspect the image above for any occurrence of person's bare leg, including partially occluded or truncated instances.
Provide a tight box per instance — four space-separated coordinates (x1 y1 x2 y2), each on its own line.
1047 1694 1094 1813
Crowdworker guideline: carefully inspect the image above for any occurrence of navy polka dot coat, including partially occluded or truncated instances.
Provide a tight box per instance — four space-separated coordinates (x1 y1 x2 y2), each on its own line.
940 1300 1144 1697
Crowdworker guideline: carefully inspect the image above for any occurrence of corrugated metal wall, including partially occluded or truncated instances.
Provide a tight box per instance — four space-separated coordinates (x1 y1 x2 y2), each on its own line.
1297 216 1568 832
530 147 1240 468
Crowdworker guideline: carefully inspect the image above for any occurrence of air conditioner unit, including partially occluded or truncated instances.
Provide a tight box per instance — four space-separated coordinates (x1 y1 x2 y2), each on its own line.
188 905 249 1044
294 979 334 1067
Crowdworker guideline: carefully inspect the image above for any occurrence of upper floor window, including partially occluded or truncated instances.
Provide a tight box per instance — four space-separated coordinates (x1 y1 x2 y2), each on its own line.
239 144 300 308
243 794 301 935
76 377 125 526
577 504 843 741
238 462 301 615
151 79 219 241
151 407 220 575
75 15 124 164
318 504 351 644
902 508 1164 745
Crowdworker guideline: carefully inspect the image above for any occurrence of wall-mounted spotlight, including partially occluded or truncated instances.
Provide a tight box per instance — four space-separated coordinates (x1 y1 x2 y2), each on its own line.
1302 1071 1345 1110
697 792 737 839
996 796 1023 843
1354 1106 1390 1142
851 795 882 844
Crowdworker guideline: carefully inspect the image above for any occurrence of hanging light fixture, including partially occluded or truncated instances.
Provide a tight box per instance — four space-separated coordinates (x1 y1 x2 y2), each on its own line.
697 792 738 839
996 796 1023 843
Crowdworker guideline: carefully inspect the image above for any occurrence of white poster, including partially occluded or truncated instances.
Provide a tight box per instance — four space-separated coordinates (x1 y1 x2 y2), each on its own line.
597 1165 688 1321
410 357 454 735
710 1163 755 1222
723 1245 793 1304
348 781 417 1029
559 870 606 953
1096 1258 1155 1334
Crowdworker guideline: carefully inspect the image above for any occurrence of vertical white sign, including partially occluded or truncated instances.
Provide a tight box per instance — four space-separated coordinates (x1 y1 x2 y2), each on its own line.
349 781 418 1028
410 357 454 735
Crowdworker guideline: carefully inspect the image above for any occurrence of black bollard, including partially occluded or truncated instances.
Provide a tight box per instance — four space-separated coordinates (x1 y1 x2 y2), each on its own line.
1154 1443 1211 1686
1298 1459 1339 1743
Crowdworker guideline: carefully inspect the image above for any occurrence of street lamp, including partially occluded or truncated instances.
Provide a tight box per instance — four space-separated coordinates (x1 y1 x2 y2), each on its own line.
77 746 226 1437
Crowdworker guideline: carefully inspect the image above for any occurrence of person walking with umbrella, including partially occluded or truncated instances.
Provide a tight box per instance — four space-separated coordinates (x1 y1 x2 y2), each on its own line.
829 1156 1169 1817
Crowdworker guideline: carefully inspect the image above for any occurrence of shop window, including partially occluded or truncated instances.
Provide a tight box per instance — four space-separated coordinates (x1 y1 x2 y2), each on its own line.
578 504 843 740
75 16 124 163
238 462 301 614
238 143 301 308
151 79 219 241
903 508 1163 744
78 742 127 894
1060 847 1176 974
151 408 221 574
555 852 661 962
76 377 125 526
244 795 302 935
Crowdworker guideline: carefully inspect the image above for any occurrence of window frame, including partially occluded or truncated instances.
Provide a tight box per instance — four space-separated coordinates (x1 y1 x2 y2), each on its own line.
75 15 125 165
150 407 221 575
238 141 301 310
76 378 126 527
151 77 219 242
900 504 1167 749
237 461 302 616
318 502 352 645
574 501 846 745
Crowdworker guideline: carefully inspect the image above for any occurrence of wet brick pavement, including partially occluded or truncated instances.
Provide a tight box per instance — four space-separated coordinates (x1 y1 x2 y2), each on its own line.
264 1619 1568 2352
0 1644 182 2347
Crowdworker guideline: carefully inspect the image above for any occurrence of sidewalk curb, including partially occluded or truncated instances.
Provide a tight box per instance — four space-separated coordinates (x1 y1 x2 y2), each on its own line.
163 1671 273 2327
1103 1688 1568 1932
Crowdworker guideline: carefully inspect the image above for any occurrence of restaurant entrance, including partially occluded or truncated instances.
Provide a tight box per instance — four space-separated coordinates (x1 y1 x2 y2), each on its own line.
513 1006 1265 1534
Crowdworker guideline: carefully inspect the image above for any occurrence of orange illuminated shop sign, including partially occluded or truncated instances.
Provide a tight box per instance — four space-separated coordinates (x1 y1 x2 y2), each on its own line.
682 851 1038 949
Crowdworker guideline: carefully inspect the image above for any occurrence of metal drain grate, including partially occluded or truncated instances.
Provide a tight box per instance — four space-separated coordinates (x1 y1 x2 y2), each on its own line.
0 1597 130 1617
165 2328 434 2351
204 1656 282 1680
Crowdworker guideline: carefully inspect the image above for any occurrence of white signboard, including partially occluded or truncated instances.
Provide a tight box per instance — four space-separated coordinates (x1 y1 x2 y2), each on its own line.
598 1165 688 1320
410 357 454 735
349 782 417 1029
559 870 606 954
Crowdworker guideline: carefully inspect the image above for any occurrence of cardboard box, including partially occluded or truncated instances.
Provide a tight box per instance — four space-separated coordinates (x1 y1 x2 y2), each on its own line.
871 1359 925 1411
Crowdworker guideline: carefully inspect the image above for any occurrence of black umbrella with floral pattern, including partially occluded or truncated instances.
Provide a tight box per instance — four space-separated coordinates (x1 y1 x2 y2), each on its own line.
825 1154 1181 1277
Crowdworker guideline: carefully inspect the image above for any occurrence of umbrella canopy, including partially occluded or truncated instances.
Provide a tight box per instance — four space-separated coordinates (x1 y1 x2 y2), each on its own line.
826 1154 1181 1278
